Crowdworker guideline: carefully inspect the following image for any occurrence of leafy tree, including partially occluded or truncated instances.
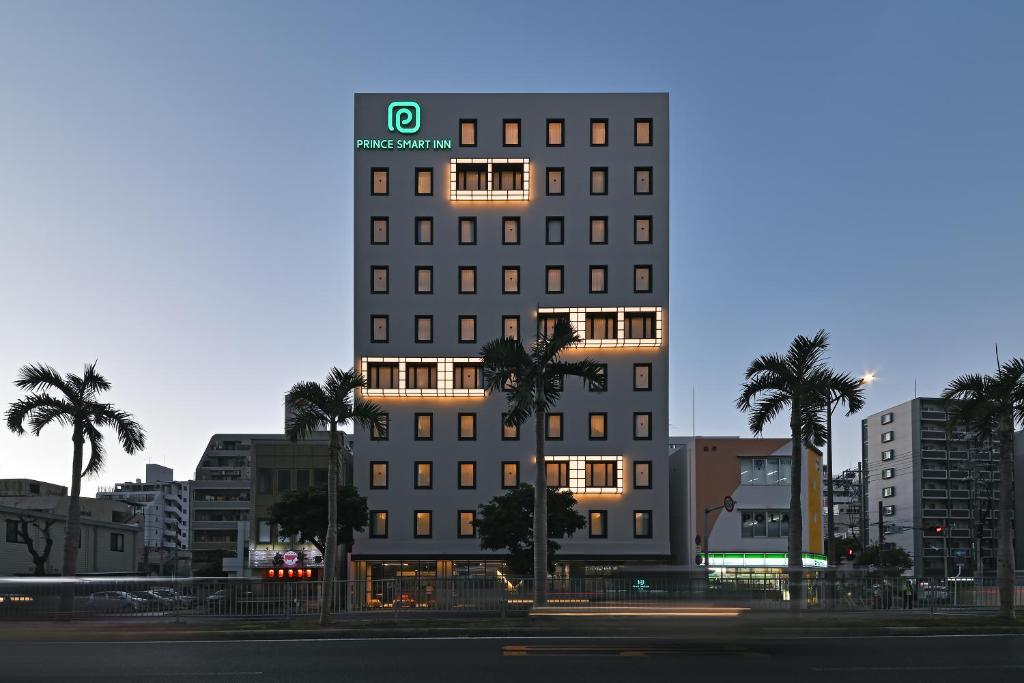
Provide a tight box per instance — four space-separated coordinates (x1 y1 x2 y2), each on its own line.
942 358 1024 620
11 516 56 576
475 484 586 576
480 318 603 605
269 485 369 559
284 367 385 626
736 331 864 609
6 362 145 611
854 544 914 575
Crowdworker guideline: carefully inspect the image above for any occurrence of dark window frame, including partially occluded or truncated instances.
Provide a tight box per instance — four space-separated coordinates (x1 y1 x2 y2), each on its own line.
457 412 477 441
370 461 389 489
634 166 653 195
633 510 653 538
110 532 125 552
458 315 477 343
502 265 521 295
414 315 433 344
502 118 522 147
634 215 653 244
589 216 609 244
369 315 389 344
414 461 433 490
413 510 433 538
414 413 433 441
633 363 653 391
633 412 653 440
589 265 608 294
590 118 609 146
546 265 565 294
546 216 565 245
415 216 434 245
589 167 609 196
634 264 653 293
545 412 564 441
415 265 433 295
502 315 520 341
457 461 477 489
589 364 608 392
502 216 521 245
634 118 653 146
501 413 520 441
370 216 389 245
501 461 520 489
546 118 565 147
546 167 565 196
459 118 477 147
457 510 477 538
369 510 388 538
414 167 433 196
370 167 389 196
458 266 477 294
370 265 389 294
634 461 653 489
589 412 608 441
589 510 609 538
458 216 477 245
370 414 389 441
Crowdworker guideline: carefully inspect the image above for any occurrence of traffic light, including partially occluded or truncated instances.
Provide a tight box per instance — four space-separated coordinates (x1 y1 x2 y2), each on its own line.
932 525 944 534
846 546 855 560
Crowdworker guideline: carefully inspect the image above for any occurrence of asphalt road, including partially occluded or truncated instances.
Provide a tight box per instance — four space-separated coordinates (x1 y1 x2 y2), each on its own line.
0 633 1020 682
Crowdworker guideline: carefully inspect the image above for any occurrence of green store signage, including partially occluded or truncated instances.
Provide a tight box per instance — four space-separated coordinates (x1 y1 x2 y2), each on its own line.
356 100 452 151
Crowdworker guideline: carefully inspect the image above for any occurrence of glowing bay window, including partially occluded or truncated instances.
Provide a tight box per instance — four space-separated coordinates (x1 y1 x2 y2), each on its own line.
546 455 623 495
360 357 485 397
537 307 663 348
450 158 530 201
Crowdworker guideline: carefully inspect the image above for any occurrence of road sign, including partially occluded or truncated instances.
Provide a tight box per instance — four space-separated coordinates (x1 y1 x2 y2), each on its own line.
723 496 735 512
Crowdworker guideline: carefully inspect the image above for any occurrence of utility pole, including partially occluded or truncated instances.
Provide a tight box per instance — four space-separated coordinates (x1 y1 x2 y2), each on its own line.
858 462 868 551
878 500 885 575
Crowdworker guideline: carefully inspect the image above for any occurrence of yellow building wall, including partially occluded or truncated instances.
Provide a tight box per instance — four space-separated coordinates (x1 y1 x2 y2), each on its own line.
805 448 823 554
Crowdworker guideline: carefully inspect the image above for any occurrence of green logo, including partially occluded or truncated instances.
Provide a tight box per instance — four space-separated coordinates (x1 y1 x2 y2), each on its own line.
387 101 420 135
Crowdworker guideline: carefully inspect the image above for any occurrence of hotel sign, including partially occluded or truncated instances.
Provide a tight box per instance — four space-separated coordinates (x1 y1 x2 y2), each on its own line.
356 99 452 151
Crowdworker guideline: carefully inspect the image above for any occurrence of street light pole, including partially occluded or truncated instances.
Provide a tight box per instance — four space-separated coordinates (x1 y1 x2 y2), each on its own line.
703 496 736 587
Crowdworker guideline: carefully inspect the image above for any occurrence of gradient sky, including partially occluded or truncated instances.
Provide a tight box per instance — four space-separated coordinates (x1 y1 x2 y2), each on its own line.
1 1 1022 495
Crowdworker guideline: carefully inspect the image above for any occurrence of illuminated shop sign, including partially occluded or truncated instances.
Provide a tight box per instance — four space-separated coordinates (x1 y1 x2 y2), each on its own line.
356 99 453 151
249 548 323 568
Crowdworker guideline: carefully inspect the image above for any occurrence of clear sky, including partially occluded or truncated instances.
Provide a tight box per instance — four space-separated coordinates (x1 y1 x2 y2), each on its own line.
1 1 1021 495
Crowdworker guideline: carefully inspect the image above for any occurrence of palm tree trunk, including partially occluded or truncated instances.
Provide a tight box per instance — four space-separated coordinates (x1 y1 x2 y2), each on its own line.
533 408 547 607
320 421 339 626
788 408 804 612
59 427 85 615
996 416 1015 620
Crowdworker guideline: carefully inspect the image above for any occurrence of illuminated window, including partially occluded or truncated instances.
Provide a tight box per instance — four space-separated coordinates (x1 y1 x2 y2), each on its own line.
493 163 524 191
546 461 569 488
884 505 896 516
450 158 530 200
371 266 389 294
625 312 656 338
634 167 652 195
414 511 432 538
634 216 652 244
881 412 894 425
545 413 563 440
459 266 477 294
415 316 433 343
586 461 616 487
546 168 564 195
415 462 433 488
500 266 520 294
415 414 433 441
258 520 272 543
458 315 476 343
634 118 652 146
459 119 477 147
459 217 477 245
458 413 477 441
633 363 651 390
590 119 608 146
634 265 652 293
458 461 476 488
882 486 895 497
371 167 389 195
415 168 433 196
589 510 608 538
415 217 433 245
371 217 389 245
882 468 895 480
739 458 791 486
634 461 652 489
586 313 616 339
634 511 652 538
501 414 519 441
590 167 608 195
741 511 788 538
589 413 608 440
546 266 564 294
407 364 437 389
590 217 608 244
539 313 569 337
503 119 521 147
457 163 488 191
453 364 480 390
633 412 652 440
415 266 433 294
502 315 519 340
882 431 894 443
546 216 564 245
370 462 388 489
589 364 607 392
458 510 476 538
503 217 520 245
882 449 894 461
370 315 389 343
370 414 388 441
369 511 388 538
589 267 608 295
367 362 399 389
502 462 520 488
547 119 564 146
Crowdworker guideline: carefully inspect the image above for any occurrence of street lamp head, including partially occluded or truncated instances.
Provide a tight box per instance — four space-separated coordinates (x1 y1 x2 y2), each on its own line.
861 371 876 385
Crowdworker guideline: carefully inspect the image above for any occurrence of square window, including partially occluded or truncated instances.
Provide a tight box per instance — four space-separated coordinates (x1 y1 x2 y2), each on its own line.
371 265 389 294
371 167 389 195
453 364 480 389
590 167 608 195
589 364 607 392
370 414 389 441
545 413 563 440
634 511 653 538
370 462 389 489
546 168 564 195
459 217 477 245
546 266 564 294
407 363 437 389
590 119 608 146
414 510 432 538
502 461 520 488
634 265 652 293
884 505 896 516
589 413 608 440
459 315 477 343
110 532 124 552
882 486 895 498
415 217 433 245
882 431 894 443
493 163 523 191
881 412 894 425
503 266 520 294
633 363 652 391
589 266 608 294
503 119 521 146
589 510 608 538
459 119 477 147
882 468 895 479
370 315 389 343
634 461 652 489
634 167 652 195
882 449 894 461
586 461 616 488
415 461 433 489
502 315 520 340
459 266 477 294
458 413 477 440
369 511 388 538
415 315 433 343
371 216 389 245
634 216 652 244
539 312 569 338
546 461 569 488
503 217 520 245
367 362 398 389
501 414 520 440
625 312 656 338
590 217 608 244
458 510 477 538
546 217 564 245
546 119 564 146
634 412 652 440
456 163 488 191
415 414 433 441
415 266 433 294
458 461 476 488
634 118 652 146
586 312 616 339
415 167 433 196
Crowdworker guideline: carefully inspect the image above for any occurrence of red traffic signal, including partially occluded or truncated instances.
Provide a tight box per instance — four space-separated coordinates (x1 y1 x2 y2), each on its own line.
932 525 944 534
846 547 855 559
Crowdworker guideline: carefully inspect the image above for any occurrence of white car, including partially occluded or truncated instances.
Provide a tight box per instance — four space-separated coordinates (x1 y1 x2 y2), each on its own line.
86 590 145 612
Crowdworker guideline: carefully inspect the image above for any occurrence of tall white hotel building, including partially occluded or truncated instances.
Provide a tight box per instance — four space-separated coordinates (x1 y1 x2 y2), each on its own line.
352 94 670 584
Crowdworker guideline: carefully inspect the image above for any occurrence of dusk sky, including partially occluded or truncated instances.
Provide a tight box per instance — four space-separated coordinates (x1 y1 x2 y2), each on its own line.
1 1 1021 495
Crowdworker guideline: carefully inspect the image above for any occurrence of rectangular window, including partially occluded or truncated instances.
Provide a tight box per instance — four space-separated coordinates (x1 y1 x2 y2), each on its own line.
459 119 476 147
367 362 399 389
458 510 476 538
546 266 564 294
633 363 652 390
415 217 433 245
546 118 564 146
881 412 894 425
634 216 652 244
625 312 656 338
546 216 564 244
407 364 437 389
459 266 477 294
589 364 607 392
503 266 520 294
453 364 481 389
585 313 616 339
369 511 388 538
546 461 569 488
6 519 22 543
456 163 488 191
257 520 272 543
545 413 563 440
589 216 608 244
314 468 327 487
502 461 520 488
371 265 389 294
882 486 895 498
590 167 608 195
634 511 652 538
882 431 894 443
297 469 310 490
546 168 564 195
502 217 520 245
493 163 524 191
415 315 433 343
539 313 569 338
458 461 476 488
414 511 432 538
502 315 520 340
458 315 477 343
503 119 521 147
370 462 389 489
501 414 519 441
458 413 477 441
586 461 616 487
415 462 433 489
589 510 608 538
257 468 272 494
589 267 608 294
371 216 389 245
415 167 433 196
459 217 477 245
371 414 389 441
881 449 894 461
634 265 652 293
634 461 652 489
415 266 433 294
882 468 895 479
884 505 896 516
371 167 389 195
110 532 125 552
277 469 291 493
634 167 652 194
634 118 652 146
633 412 652 440
415 413 433 440
590 118 608 146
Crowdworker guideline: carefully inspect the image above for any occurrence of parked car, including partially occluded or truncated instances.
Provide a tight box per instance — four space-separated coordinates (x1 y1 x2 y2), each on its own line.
149 587 194 608
130 590 174 611
85 591 145 612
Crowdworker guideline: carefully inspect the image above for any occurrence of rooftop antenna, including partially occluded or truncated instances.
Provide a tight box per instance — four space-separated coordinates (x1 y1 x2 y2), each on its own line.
691 386 696 438
914 377 917 398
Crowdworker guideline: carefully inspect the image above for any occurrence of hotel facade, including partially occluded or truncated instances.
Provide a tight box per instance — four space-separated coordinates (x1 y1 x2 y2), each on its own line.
352 93 670 583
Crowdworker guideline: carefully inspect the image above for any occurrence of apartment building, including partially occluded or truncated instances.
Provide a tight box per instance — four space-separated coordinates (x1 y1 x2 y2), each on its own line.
352 93 670 584
861 398 1003 578
825 467 862 541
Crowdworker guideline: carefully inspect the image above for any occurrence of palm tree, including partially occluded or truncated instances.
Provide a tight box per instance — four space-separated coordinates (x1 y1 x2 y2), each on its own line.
284 367 386 626
5 362 145 611
736 331 864 609
480 318 603 606
942 358 1024 620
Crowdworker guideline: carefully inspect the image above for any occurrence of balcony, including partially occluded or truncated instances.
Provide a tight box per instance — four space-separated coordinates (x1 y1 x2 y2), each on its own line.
949 509 972 519
948 490 970 499
948 470 969 480
922 508 948 517
922 489 948 499
950 529 972 538
922 469 947 479
948 450 968 460
921 411 947 421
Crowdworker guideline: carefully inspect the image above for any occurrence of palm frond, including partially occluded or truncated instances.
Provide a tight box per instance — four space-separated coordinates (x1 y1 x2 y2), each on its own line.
351 399 388 436
82 423 106 477
539 318 580 366
548 359 605 390
480 337 530 394
81 361 111 398
787 329 830 374
12 364 74 399
1001 358 1024 426
91 404 146 454
6 394 72 435
825 371 868 417
284 381 330 441
747 390 790 435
